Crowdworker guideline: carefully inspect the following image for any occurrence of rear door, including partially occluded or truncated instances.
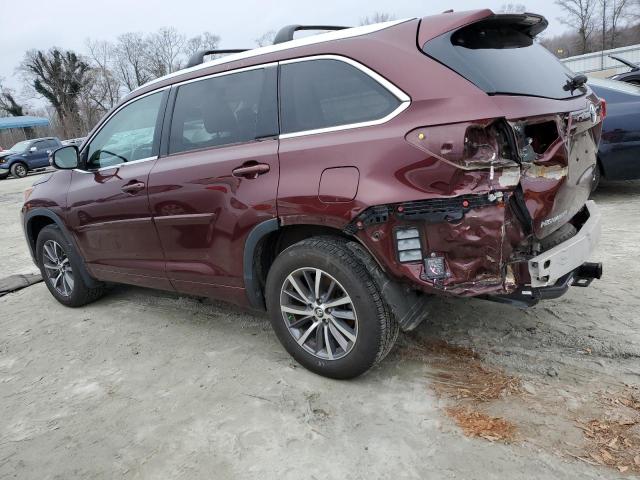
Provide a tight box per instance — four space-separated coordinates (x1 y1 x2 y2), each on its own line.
147 65 279 301
66 90 171 289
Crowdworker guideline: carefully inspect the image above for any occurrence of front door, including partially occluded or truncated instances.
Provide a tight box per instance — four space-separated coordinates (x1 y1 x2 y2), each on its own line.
66 90 172 290
147 65 279 301
26 140 52 168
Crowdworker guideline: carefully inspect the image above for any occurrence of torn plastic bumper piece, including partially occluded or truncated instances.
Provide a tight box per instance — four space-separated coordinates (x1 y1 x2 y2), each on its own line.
528 200 601 288
483 261 603 308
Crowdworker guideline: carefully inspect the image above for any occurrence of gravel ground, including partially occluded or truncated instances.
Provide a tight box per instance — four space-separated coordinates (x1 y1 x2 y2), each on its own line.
0 173 638 479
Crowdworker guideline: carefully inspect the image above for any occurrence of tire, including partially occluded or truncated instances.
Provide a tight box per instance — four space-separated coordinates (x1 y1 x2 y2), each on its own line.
36 225 106 307
265 237 398 379
10 162 28 178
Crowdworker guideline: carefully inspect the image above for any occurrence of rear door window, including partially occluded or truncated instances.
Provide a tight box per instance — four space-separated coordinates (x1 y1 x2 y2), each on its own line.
168 67 278 155
423 17 584 100
279 59 402 135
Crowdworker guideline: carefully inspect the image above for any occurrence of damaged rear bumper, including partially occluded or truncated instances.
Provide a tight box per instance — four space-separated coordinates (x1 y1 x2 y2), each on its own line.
528 200 601 288
485 261 603 308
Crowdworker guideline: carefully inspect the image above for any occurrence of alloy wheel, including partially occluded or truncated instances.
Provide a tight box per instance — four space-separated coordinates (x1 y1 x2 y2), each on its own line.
280 267 358 360
14 164 27 177
42 240 74 297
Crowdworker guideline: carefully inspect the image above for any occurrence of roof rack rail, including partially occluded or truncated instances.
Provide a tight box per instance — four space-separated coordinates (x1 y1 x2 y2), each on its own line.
186 49 250 68
273 25 351 45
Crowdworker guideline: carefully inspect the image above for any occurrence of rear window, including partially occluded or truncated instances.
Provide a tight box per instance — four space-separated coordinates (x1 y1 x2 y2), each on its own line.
423 17 584 100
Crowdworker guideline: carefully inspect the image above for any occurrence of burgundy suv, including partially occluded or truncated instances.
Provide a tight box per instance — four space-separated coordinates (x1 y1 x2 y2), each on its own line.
22 11 604 378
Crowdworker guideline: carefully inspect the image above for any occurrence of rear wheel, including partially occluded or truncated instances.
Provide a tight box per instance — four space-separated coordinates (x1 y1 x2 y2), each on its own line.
36 225 106 307
10 162 27 178
265 237 398 379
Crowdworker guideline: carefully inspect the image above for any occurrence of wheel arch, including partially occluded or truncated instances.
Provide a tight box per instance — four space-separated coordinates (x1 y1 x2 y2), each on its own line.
244 219 375 310
24 208 99 287
10 159 29 172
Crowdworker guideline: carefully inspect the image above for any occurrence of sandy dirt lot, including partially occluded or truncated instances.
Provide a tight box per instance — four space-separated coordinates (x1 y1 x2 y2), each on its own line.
1 173 639 479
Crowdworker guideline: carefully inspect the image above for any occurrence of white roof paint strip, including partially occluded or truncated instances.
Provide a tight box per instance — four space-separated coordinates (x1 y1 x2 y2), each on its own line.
135 19 414 92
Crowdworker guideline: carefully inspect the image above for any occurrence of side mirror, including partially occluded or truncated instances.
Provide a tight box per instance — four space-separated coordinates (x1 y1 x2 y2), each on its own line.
29 146 37 153
50 145 79 170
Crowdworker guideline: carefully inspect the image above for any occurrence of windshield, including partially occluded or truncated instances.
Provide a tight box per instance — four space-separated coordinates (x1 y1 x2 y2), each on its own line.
423 18 585 100
8 140 30 153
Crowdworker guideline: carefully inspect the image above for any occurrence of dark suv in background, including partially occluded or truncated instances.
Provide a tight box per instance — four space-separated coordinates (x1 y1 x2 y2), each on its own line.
0 137 62 179
22 10 604 378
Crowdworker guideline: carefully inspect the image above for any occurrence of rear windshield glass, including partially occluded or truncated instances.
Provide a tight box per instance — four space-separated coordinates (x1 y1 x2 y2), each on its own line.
423 18 585 100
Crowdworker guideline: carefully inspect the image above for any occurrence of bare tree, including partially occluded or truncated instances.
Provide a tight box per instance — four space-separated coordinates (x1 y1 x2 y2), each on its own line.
113 32 151 92
147 27 186 78
85 39 121 110
359 12 396 26
255 30 276 47
21 49 89 137
606 0 632 47
556 0 598 53
499 3 528 12
184 32 221 57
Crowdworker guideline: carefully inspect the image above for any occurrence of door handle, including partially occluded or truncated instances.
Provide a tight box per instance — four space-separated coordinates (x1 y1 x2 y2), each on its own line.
121 181 146 195
232 163 270 179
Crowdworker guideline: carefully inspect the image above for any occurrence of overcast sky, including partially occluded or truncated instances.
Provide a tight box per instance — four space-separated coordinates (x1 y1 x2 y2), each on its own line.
1 0 567 100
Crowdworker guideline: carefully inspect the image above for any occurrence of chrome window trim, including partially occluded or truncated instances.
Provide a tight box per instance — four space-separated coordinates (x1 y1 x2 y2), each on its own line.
135 19 413 92
73 156 158 174
278 55 411 139
171 62 277 88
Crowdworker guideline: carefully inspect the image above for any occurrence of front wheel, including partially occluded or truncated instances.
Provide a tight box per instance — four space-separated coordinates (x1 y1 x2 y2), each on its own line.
10 162 28 178
36 225 106 307
265 237 398 379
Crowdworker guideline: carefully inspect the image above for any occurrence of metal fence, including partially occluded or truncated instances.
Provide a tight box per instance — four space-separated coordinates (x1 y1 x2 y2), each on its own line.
561 44 640 76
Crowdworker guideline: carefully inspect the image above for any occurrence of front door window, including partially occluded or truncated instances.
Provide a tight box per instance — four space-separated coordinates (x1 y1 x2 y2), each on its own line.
86 92 164 169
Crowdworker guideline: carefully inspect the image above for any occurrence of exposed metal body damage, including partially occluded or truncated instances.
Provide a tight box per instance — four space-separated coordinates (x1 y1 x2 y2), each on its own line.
349 103 603 300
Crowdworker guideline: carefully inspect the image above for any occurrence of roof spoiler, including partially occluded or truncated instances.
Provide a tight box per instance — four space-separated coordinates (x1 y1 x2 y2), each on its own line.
492 13 548 38
273 25 351 45
186 49 250 68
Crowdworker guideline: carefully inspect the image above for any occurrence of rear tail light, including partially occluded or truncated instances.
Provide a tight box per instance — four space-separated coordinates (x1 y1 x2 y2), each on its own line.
600 98 607 120
406 120 518 170
395 228 423 263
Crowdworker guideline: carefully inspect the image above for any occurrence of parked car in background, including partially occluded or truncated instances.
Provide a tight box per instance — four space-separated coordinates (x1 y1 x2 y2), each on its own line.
23 11 604 379
588 78 640 188
609 55 640 85
0 137 62 179
62 137 86 147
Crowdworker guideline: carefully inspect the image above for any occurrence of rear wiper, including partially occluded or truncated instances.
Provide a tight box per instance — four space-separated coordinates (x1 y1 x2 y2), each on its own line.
564 74 588 92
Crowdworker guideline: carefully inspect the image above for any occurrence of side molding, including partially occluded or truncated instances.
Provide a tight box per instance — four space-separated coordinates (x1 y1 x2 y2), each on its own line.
243 218 279 309
23 208 100 288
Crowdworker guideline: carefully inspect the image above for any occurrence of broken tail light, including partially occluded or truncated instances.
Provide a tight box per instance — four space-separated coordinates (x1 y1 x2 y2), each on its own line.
600 98 607 120
406 120 518 170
